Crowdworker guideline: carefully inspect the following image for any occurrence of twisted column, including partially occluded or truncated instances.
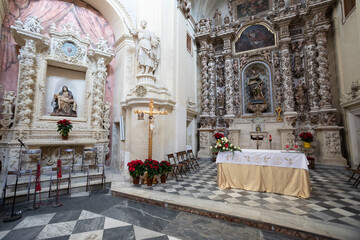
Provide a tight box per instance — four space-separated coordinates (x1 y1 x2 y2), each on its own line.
315 25 332 109
280 39 295 112
92 57 107 128
223 50 234 115
15 39 37 126
305 31 320 111
199 40 209 115
208 44 216 116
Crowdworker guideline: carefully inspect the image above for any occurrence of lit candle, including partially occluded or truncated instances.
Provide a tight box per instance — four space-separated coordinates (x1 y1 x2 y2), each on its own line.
269 135 272 140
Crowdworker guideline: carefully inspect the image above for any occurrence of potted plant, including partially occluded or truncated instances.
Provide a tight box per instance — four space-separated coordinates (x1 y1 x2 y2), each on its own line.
143 159 159 186
159 161 172 183
57 119 73 140
299 132 313 148
127 160 145 184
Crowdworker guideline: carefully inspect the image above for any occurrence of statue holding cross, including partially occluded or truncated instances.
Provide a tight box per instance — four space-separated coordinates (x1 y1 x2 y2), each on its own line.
134 99 168 159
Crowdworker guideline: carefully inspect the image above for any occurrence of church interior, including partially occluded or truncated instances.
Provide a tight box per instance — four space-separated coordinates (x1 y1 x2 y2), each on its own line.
0 0 359 239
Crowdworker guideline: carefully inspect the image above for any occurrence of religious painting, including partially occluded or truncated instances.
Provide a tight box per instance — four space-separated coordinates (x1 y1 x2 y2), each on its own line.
44 66 86 118
236 0 269 18
186 33 192 54
235 24 275 53
242 62 273 115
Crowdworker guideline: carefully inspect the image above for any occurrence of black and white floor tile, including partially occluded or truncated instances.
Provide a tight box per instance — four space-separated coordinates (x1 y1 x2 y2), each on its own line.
134 159 360 228
0 210 178 240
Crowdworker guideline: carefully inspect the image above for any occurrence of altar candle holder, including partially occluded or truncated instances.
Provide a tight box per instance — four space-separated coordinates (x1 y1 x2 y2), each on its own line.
294 145 298 152
269 135 272 150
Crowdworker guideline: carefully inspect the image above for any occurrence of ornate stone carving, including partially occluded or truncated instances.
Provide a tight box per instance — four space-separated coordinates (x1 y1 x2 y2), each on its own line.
291 41 304 78
92 58 107 127
208 44 216 115
248 103 267 115
325 132 341 156
340 80 360 104
233 58 240 116
199 40 210 114
200 117 216 129
305 30 319 110
223 49 234 115
21 16 43 33
319 111 337 126
196 18 212 35
178 0 191 19
315 25 332 109
295 83 307 112
200 132 208 148
285 115 297 127
103 102 111 132
186 97 197 112
213 9 222 30
280 39 295 111
95 37 112 53
0 91 16 129
135 85 147 97
15 39 37 126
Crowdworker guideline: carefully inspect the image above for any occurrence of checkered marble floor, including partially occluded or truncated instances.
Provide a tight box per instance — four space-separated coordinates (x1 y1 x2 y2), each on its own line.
134 159 360 228
0 210 179 240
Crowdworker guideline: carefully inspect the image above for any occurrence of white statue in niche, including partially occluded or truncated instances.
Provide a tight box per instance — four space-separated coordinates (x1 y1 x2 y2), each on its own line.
51 86 77 117
130 20 160 75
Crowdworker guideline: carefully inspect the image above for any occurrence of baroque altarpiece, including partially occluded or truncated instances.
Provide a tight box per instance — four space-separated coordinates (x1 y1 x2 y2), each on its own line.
0 17 113 170
195 0 346 166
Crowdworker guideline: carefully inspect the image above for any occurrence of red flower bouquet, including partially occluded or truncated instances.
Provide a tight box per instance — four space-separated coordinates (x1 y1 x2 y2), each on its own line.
127 160 146 178
57 119 73 136
214 132 225 140
159 161 172 175
299 132 313 143
144 159 160 178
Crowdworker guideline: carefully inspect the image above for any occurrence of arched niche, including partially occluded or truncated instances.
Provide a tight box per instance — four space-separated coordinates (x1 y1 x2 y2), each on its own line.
241 61 274 115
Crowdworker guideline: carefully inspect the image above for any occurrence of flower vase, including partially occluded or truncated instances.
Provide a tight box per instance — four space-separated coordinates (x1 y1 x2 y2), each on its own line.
61 135 68 140
303 142 311 149
160 174 167 183
146 176 153 186
132 176 140 185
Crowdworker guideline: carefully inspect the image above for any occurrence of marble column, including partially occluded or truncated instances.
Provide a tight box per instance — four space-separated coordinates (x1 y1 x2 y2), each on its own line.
208 44 216 116
315 24 333 109
199 40 210 115
92 57 107 128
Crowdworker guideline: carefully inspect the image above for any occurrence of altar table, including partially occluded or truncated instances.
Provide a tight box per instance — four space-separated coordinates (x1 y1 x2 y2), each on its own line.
216 149 311 198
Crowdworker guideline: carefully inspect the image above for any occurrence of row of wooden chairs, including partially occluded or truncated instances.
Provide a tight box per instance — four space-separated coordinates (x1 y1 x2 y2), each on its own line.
166 149 200 181
1 163 106 208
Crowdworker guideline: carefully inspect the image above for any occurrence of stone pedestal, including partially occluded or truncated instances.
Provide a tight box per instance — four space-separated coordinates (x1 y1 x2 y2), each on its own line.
278 128 295 150
314 126 347 166
136 74 157 88
198 129 212 158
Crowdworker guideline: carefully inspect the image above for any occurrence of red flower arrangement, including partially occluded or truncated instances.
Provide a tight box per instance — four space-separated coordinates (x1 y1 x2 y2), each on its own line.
127 160 145 178
144 159 160 178
159 161 172 175
299 132 313 143
214 132 224 140
57 119 73 136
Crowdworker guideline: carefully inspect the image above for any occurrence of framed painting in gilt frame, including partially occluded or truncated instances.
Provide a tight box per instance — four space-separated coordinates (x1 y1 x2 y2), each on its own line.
234 24 276 54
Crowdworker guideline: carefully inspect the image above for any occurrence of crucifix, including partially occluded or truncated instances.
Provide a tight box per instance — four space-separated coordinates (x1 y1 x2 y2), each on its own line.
134 99 168 159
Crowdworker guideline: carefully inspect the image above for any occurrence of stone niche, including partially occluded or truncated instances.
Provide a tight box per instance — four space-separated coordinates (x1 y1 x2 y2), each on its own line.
0 17 114 171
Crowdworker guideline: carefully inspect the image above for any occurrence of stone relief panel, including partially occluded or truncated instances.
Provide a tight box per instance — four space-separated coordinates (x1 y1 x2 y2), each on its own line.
325 132 342 156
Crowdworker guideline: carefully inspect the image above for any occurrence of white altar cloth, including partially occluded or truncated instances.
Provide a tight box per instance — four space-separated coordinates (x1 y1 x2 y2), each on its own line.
216 149 309 170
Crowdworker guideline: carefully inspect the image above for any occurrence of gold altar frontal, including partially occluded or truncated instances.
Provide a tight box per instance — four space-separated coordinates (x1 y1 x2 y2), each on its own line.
217 163 311 198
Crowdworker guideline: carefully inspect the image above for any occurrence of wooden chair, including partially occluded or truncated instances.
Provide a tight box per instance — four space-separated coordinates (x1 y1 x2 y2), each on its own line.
58 148 76 173
167 153 183 180
176 151 193 173
186 149 200 169
1 169 32 207
86 163 106 195
347 164 360 186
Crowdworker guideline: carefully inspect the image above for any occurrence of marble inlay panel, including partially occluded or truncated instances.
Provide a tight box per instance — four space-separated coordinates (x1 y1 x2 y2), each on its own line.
68 230 103 240
14 213 56 229
72 217 105 234
36 220 77 239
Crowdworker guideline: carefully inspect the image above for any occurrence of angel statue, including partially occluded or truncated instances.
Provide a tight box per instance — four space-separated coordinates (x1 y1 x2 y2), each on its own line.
130 20 160 75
